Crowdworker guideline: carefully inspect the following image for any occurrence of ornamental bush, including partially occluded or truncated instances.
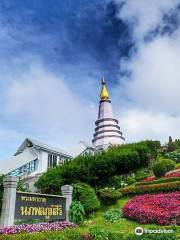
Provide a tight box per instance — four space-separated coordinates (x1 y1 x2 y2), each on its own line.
97 187 122 205
120 181 180 195
73 183 100 215
122 192 180 225
153 159 176 177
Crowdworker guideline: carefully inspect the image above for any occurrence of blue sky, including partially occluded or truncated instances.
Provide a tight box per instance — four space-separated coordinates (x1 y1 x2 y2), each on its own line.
0 0 180 160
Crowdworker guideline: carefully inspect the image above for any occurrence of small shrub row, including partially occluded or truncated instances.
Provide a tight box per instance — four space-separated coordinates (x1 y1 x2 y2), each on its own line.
120 181 180 195
136 177 180 186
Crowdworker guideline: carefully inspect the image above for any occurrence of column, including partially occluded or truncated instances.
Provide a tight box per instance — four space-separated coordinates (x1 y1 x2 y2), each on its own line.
61 185 73 221
0 175 19 227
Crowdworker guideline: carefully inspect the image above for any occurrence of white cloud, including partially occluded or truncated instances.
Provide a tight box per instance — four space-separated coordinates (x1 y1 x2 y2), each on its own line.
112 0 180 143
2 60 97 152
120 33 180 114
120 109 180 143
115 0 179 39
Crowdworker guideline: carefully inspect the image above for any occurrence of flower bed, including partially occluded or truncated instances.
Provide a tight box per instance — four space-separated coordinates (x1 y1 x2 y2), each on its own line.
0 221 76 235
122 192 180 225
142 169 180 182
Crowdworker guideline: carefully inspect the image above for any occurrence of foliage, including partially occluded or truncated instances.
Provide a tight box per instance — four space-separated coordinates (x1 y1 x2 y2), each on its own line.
108 175 127 189
167 136 176 152
136 177 180 186
120 181 180 195
103 208 122 223
69 201 85 224
89 227 109 240
164 151 180 163
73 183 100 215
127 233 176 240
108 175 136 189
36 141 160 193
122 192 180 225
126 177 136 185
134 168 152 181
97 187 122 205
153 159 176 177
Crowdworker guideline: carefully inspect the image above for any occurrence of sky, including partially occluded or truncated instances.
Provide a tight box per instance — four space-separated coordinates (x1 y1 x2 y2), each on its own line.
0 0 180 160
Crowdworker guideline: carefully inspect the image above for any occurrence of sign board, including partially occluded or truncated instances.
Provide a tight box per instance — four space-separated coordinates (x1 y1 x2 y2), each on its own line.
14 192 66 221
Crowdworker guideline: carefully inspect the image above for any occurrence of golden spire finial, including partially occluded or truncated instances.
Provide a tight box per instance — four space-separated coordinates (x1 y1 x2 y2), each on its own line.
100 77 109 100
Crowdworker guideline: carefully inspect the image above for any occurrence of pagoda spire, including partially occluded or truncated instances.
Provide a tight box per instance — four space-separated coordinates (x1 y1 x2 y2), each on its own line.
92 77 125 150
100 77 109 100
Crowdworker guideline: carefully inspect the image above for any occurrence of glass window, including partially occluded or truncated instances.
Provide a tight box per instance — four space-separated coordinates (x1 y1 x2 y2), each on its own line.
48 154 57 168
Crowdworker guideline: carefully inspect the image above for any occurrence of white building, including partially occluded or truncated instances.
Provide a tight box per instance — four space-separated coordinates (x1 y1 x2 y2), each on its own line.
0 138 72 190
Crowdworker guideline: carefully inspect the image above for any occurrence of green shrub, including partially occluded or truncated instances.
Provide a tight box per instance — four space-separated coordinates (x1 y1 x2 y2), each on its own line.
90 227 109 240
164 151 180 163
126 177 136 185
36 140 159 193
120 181 180 195
136 177 180 186
69 201 85 224
103 208 122 223
63 230 82 240
153 159 176 177
108 175 127 188
73 183 100 215
97 187 122 205
135 168 152 181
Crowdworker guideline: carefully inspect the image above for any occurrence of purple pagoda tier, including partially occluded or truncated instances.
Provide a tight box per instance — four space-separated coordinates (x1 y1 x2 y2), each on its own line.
92 78 125 150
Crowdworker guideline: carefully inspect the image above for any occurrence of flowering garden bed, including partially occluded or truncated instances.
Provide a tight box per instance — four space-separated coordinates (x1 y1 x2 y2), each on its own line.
142 169 180 182
122 192 180 225
0 221 76 235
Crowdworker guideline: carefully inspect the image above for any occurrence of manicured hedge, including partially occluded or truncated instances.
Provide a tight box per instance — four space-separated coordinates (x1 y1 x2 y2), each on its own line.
36 140 160 193
120 181 180 195
97 187 122 205
135 177 180 186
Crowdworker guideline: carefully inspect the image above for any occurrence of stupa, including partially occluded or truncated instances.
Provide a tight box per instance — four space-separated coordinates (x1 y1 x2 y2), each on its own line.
92 77 125 150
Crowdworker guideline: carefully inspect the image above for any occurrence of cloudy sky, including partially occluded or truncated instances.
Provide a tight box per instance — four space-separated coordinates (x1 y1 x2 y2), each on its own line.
0 0 180 160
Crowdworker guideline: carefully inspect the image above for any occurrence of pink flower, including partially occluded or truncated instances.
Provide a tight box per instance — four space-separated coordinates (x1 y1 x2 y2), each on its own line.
122 192 180 225
0 221 76 235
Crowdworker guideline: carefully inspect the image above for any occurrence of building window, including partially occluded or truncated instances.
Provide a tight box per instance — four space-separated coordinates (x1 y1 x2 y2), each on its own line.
48 154 57 168
9 159 38 176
